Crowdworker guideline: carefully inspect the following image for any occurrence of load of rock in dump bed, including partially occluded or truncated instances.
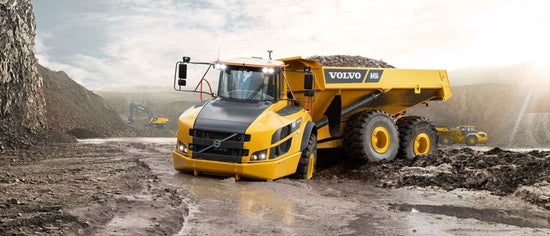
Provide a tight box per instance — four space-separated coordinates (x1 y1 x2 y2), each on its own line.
307 55 395 68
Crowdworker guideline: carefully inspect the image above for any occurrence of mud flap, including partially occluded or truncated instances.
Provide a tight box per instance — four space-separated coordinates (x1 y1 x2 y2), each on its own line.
324 95 342 137
301 122 316 152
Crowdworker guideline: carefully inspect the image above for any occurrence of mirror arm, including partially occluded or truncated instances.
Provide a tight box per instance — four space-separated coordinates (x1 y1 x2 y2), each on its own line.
192 64 213 92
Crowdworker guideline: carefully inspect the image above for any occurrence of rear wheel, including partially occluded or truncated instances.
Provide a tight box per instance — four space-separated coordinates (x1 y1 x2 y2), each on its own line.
344 110 399 162
397 116 438 159
438 135 452 145
465 135 478 146
294 133 317 180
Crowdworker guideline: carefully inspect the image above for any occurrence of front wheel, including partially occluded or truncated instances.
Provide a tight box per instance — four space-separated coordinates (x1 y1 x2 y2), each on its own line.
465 135 478 146
294 133 317 180
439 136 452 145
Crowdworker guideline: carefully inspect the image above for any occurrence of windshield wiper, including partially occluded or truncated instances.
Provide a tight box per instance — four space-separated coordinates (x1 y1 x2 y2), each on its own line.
247 84 265 101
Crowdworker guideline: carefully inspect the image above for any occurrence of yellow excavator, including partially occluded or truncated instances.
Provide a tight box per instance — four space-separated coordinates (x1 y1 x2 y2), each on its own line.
127 101 169 129
171 51 452 180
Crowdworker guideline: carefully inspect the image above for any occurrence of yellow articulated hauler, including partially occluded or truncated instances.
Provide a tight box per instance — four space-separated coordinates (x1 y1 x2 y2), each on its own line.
172 52 452 180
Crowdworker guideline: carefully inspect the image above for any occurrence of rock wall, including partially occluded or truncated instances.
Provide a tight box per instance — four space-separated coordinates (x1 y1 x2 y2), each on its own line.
0 0 46 148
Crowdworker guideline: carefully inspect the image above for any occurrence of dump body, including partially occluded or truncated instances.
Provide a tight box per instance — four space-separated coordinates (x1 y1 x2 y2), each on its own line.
281 57 451 145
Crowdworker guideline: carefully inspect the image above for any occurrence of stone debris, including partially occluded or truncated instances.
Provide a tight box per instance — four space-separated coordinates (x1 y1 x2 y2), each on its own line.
307 55 395 68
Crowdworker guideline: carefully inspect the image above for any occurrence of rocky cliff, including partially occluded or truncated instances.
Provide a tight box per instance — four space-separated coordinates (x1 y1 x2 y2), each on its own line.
0 0 47 149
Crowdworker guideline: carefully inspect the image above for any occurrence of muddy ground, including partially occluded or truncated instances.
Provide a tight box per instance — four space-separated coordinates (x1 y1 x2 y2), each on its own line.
1 140 549 235
317 147 550 210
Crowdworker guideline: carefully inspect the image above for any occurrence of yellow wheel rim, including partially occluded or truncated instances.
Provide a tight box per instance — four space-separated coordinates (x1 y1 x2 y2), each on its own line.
443 138 449 144
371 126 390 154
307 153 315 180
414 133 430 155
469 138 475 144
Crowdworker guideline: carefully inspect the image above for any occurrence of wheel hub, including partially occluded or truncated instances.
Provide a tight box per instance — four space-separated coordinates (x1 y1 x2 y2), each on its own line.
414 133 430 155
307 153 315 180
371 127 390 154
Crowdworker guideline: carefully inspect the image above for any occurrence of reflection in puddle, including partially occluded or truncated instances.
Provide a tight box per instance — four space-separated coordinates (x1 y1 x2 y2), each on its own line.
389 203 550 229
172 175 295 225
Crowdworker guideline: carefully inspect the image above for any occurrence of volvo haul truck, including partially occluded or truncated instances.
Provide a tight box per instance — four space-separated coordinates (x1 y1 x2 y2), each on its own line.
172 53 452 180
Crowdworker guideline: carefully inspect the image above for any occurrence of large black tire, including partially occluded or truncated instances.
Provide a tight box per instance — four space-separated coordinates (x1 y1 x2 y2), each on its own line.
294 133 317 180
397 116 438 159
343 110 399 162
465 135 478 146
438 136 452 145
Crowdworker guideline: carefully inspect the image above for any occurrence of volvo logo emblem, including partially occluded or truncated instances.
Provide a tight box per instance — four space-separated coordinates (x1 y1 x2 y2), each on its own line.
213 139 221 148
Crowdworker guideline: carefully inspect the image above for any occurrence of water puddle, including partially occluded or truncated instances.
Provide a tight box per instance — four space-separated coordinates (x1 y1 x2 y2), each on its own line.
171 174 296 225
389 203 550 229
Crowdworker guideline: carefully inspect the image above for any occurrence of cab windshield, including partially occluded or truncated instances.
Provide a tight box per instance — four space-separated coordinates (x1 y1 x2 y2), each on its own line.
218 66 279 102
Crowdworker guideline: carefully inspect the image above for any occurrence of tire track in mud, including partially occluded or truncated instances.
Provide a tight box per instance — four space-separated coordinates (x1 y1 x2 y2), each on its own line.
91 142 187 235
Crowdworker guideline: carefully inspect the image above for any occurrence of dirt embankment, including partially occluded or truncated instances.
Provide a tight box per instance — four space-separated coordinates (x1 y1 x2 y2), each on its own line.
318 147 550 209
39 65 174 139
39 64 129 138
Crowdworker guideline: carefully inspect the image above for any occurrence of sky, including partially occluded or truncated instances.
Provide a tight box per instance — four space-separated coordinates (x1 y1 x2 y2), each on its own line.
32 0 550 90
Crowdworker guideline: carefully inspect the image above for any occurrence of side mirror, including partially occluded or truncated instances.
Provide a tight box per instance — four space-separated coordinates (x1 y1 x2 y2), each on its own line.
304 74 314 97
178 79 186 86
304 74 313 90
178 64 187 79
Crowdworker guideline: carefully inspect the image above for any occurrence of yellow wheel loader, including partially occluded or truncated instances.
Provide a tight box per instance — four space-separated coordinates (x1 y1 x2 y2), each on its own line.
437 125 488 146
171 52 452 180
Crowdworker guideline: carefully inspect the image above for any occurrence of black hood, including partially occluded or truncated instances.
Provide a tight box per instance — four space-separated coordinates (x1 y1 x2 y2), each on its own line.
194 98 271 133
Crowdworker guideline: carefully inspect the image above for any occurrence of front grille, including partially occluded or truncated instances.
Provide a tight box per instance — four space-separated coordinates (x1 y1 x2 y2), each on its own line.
189 129 249 163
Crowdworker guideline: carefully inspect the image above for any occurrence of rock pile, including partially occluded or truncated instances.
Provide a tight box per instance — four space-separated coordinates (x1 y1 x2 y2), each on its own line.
39 65 127 138
307 55 395 68
39 65 173 138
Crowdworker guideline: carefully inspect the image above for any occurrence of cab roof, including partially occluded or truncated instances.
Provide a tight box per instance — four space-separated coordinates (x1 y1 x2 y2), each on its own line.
218 57 285 67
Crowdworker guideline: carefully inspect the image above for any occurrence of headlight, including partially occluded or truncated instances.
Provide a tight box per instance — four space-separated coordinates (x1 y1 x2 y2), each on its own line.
215 63 227 70
250 150 267 161
177 141 187 154
262 67 275 74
